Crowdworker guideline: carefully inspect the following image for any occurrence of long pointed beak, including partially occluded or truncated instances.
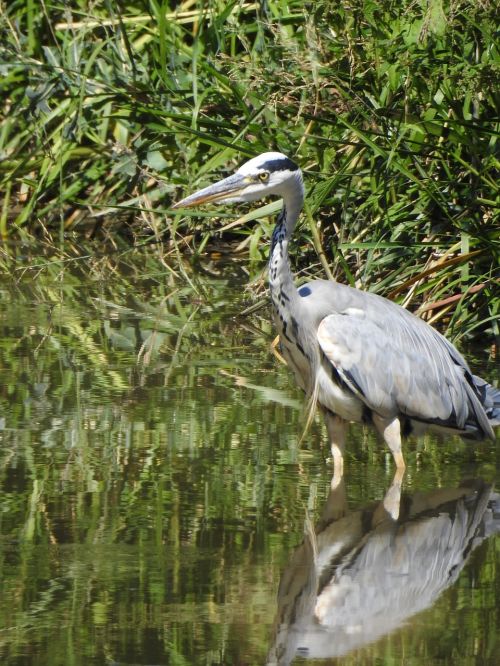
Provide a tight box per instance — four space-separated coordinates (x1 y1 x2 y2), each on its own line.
172 173 248 209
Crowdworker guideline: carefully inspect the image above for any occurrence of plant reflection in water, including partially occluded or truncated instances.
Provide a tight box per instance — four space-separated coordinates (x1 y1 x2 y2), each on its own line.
267 474 500 665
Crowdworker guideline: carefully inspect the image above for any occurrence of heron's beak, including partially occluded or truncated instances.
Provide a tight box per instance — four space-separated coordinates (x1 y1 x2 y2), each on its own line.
172 173 248 209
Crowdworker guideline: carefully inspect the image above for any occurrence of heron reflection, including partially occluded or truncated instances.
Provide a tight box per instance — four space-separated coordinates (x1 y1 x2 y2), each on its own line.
267 474 500 665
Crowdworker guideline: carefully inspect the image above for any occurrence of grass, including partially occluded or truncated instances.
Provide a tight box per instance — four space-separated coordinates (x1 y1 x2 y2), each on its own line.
0 0 498 343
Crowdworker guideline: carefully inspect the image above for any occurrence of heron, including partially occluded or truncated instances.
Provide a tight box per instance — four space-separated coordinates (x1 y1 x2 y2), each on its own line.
173 151 499 473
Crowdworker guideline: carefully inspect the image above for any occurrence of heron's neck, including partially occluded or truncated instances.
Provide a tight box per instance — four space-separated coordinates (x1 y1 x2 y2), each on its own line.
269 182 303 301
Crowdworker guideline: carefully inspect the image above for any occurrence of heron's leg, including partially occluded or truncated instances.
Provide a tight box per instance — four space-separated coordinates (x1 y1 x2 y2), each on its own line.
383 467 405 520
373 414 406 471
324 412 347 488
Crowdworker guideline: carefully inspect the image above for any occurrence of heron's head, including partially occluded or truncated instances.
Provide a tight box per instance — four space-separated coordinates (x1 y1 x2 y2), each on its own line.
172 152 303 209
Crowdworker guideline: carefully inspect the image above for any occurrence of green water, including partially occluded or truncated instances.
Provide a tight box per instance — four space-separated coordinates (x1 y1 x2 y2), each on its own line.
0 248 498 665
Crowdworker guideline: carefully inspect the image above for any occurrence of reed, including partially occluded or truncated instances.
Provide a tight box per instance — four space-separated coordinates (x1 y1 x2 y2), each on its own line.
0 0 498 341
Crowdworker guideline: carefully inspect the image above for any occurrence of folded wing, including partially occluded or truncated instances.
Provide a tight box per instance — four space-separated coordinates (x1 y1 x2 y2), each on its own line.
316 307 493 437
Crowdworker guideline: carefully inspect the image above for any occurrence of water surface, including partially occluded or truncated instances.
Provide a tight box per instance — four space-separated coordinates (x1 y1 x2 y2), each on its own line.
0 248 498 665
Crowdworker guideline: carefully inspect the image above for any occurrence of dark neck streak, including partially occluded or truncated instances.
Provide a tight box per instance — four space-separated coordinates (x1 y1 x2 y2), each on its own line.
268 178 304 345
268 173 304 295
268 176 311 382
269 207 295 301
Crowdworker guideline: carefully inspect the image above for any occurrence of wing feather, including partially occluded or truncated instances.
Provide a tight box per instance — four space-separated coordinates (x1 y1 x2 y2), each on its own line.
316 307 490 435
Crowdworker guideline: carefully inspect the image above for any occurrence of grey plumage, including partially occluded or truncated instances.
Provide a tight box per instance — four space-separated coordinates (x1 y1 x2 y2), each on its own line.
173 151 499 471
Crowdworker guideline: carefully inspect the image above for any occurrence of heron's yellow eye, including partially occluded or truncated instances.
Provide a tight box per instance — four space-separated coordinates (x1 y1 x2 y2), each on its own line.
258 171 270 182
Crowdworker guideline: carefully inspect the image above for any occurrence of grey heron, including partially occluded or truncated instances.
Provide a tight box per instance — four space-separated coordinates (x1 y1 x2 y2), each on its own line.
173 152 499 472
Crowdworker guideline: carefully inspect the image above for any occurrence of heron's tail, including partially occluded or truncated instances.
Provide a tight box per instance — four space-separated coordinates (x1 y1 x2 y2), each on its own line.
473 375 500 429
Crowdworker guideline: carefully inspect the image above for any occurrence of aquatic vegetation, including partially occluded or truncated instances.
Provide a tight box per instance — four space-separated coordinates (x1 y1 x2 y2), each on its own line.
0 256 498 665
0 0 498 341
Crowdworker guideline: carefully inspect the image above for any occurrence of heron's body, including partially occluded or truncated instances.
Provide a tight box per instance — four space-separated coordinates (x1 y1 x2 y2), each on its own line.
173 151 499 472
273 275 494 437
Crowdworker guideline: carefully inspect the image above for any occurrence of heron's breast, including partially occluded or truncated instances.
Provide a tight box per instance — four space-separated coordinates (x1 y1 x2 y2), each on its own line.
273 308 364 422
271 306 314 392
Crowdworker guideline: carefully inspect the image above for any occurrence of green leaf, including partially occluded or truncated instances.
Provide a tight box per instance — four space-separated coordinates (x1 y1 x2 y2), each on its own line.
146 150 169 171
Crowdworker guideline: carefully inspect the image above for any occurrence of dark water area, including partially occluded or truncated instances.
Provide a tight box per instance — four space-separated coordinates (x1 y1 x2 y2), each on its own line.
0 248 498 665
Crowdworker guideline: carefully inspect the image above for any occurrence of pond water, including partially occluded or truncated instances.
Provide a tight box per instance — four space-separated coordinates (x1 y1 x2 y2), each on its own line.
0 247 498 666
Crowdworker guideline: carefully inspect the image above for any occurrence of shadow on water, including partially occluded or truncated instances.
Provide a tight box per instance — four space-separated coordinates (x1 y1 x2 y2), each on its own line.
267 475 500 665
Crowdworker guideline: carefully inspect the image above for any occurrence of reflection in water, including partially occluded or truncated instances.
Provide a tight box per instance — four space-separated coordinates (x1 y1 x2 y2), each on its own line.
0 254 498 664
268 475 500 665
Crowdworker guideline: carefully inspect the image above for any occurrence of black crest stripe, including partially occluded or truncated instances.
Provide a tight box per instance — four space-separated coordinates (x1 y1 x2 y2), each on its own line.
259 157 299 172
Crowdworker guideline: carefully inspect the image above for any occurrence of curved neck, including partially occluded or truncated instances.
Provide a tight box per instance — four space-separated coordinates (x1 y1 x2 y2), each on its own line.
269 177 304 297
